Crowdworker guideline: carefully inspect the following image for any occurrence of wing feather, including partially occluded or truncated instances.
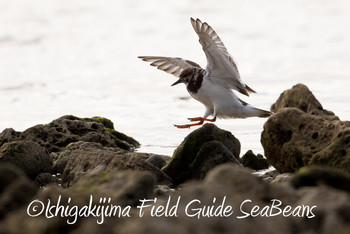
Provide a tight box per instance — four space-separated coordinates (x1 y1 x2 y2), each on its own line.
138 56 201 77
190 18 256 96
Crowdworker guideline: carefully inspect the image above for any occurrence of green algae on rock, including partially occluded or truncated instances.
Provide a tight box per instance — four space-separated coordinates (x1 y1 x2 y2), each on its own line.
0 140 52 179
271 83 338 120
0 115 140 153
262 84 350 173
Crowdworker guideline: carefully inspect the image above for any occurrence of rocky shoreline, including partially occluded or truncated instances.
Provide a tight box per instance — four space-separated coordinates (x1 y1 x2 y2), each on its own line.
0 83 349 233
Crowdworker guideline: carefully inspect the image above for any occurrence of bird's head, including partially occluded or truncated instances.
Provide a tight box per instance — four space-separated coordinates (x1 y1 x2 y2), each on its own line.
171 68 195 86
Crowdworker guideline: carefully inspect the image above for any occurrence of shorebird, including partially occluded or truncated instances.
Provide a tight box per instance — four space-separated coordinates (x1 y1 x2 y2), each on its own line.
139 18 272 128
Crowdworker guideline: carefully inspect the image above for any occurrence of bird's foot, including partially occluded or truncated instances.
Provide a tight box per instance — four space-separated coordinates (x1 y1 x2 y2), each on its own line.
187 117 203 122
174 121 204 129
175 117 216 129
187 117 216 122
174 124 192 129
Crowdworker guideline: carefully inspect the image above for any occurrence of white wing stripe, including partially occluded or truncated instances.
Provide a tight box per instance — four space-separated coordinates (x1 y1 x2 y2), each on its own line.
190 18 255 96
138 56 202 77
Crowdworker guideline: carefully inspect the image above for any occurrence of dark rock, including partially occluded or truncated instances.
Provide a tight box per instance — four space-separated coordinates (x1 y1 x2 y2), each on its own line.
0 115 140 153
261 108 350 173
162 124 241 185
290 166 350 193
119 217 191 234
56 141 171 186
189 141 241 180
0 128 20 146
204 164 265 196
2 164 350 233
119 165 296 234
240 150 270 170
0 185 82 233
204 164 298 206
295 186 350 233
107 156 172 185
2 173 153 233
34 173 58 187
0 163 26 190
0 140 52 179
117 164 350 234
332 227 350 234
0 171 154 233
0 164 38 219
72 170 156 206
145 154 168 169
271 83 338 120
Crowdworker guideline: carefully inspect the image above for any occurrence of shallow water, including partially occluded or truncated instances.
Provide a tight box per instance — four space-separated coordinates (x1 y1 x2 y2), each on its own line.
1 0 349 156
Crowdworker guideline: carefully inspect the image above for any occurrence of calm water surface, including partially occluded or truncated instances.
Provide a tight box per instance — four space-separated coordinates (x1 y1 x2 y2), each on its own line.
1 0 349 156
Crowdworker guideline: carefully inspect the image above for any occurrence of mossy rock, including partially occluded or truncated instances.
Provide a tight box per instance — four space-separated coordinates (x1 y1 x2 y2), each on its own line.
0 115 140 153
0 140 52 179
261 108 350 173
91 116 115 129
105 128 140 150
271 83 338 120
84 116 140 150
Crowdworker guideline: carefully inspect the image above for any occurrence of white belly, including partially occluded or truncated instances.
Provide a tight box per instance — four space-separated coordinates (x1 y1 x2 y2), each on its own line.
188 79 245 118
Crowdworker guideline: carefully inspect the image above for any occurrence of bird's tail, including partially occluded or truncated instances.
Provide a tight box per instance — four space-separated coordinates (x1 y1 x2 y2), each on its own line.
235 106 273 118
253 107 273 118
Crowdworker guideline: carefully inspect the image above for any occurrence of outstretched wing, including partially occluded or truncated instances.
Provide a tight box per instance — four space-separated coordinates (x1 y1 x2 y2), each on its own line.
138 56 201 77
190 18 256 96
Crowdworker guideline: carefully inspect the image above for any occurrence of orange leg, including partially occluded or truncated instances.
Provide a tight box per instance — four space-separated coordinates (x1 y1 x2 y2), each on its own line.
174 117 216 129
188 117 216 122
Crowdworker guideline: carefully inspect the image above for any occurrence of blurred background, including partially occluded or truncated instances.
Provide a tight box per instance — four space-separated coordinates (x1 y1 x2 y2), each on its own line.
0 0 349 156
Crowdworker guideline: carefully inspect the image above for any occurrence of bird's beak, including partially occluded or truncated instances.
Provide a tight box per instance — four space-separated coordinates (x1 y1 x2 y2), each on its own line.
171 79 182 86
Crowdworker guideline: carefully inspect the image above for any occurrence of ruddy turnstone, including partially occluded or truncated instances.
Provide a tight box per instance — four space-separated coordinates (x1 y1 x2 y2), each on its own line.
139 18 272 128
